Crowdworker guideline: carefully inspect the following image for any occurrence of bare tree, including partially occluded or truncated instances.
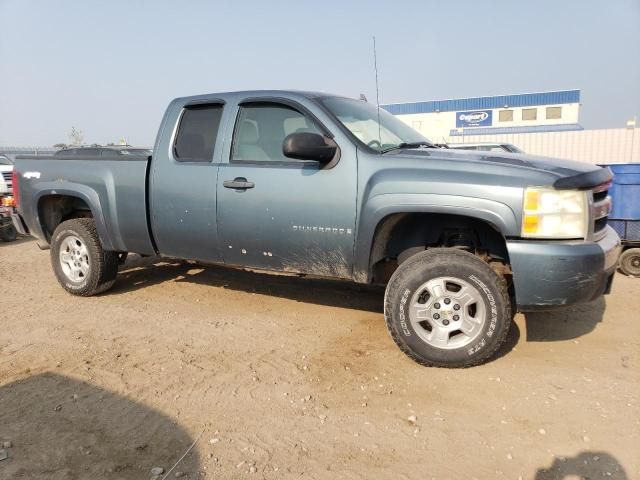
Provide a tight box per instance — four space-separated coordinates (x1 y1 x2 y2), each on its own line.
68 126 84 146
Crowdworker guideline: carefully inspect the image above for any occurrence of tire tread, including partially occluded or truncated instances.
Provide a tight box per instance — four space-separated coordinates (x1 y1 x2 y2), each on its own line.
384 248 511 368
51 218 118 296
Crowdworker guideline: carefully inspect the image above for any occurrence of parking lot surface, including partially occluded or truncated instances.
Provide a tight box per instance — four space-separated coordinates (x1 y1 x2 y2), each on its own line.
1 238 638 479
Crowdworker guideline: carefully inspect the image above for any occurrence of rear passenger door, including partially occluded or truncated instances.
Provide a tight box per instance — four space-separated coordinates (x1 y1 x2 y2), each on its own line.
149 101 228 262
216 99 358 279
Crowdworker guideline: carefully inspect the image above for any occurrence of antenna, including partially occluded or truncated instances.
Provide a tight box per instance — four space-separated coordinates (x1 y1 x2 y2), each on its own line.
373 36 382 153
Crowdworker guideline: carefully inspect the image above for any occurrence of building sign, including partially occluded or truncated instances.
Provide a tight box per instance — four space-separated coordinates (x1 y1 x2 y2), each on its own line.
456 110 492 128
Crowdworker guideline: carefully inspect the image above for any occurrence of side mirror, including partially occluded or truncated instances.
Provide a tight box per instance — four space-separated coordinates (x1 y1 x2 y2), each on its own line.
283 132 337 163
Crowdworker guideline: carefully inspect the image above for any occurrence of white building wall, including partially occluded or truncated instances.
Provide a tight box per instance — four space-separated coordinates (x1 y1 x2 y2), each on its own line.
397 103 580 142
447 128 640 165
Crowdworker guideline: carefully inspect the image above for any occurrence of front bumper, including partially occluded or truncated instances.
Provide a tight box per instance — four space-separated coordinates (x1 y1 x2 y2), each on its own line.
507 226 621 311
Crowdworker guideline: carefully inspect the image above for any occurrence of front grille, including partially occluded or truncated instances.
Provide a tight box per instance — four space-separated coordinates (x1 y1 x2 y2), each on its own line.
592 182 611 235
594 217 609 233
593 190 608 203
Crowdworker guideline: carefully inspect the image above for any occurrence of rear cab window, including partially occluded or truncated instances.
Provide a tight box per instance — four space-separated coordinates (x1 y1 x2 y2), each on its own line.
174 104 224 162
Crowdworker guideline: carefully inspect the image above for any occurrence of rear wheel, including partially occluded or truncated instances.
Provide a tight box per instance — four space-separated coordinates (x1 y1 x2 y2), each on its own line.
384 248 511 368
619 248 640 277
50 218 119 296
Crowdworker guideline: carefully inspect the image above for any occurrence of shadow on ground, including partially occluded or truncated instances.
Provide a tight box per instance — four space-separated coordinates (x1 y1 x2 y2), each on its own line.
491 319 521 362
535 451 628 479
113 255 384 313
0 235 33 248
0 373 200 479
114 256 601 348
524 297 606 341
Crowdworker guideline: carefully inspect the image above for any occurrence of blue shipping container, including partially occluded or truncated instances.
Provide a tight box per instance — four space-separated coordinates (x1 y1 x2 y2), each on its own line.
603 164 640 220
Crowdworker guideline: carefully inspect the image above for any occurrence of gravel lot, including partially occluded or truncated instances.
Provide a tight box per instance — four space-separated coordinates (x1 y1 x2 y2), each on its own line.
1 238 638 479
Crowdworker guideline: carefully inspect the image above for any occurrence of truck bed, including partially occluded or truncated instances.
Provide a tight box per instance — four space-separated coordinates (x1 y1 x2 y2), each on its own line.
14 154 155 254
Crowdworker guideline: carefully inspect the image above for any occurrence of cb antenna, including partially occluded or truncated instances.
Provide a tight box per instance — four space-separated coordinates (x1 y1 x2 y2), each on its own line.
373 36 382 153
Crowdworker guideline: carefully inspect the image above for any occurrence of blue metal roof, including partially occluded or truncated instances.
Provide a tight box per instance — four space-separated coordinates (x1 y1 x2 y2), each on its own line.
448 123 584 136
382 90 580 115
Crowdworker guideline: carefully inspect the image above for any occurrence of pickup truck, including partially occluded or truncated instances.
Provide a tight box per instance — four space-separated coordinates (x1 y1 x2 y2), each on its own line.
11 90 621 368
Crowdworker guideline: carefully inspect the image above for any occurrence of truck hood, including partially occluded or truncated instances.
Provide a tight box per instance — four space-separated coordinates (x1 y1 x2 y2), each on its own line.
385 148 611 190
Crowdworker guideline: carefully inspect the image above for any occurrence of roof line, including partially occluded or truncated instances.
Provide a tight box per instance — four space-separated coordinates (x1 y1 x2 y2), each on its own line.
381 89 581 107
448 123 584 136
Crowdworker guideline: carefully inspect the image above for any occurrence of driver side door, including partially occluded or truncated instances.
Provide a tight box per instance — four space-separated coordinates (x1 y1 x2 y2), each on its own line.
216 98 358 279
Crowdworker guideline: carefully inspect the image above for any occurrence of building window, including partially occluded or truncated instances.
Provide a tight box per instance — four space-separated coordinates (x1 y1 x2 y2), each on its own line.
546 106 562 120
499 110 513 122
522 108 537 121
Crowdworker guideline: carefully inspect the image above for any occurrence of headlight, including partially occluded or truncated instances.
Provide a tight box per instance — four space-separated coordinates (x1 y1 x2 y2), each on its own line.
521 187 588 239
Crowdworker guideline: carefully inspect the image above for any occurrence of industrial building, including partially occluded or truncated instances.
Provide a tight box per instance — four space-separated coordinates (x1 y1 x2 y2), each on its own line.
382 90 583 141
383 90 638 164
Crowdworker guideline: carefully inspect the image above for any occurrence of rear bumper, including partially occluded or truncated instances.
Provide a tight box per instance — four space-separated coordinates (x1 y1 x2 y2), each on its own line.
507 226 621 311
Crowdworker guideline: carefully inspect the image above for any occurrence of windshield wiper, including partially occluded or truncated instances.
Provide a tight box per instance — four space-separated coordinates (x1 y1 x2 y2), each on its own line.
381 142 435 154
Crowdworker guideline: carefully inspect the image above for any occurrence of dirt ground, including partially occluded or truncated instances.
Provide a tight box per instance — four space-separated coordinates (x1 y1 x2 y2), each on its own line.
0 238 638 480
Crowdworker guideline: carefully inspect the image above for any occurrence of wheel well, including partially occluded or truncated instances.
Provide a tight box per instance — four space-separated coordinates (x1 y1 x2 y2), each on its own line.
38 195 93 241
369 212 511 284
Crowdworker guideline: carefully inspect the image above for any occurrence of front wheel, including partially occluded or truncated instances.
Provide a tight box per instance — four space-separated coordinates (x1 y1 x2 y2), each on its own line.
384 248 511 368
50 218 119 296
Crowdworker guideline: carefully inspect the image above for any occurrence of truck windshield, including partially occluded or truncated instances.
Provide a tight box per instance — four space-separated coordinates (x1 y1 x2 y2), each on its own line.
0 155 12 165
318 96 432 153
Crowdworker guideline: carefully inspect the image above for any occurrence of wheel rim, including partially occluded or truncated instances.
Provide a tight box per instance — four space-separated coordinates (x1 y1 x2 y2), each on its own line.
59 235 90 282
408 276 487 350
624 253 640 275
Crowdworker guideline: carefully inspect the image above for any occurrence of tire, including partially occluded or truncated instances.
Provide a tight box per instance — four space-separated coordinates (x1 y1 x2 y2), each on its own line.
0 224 17 242
619 248 640 277
50 218 119 296
384 248 511 368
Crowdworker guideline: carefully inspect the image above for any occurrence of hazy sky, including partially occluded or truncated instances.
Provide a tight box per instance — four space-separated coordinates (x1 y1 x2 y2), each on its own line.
1 0 638 147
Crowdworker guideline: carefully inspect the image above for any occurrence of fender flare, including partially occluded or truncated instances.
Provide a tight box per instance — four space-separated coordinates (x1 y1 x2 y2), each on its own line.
353 193 519 282
34 183 117 251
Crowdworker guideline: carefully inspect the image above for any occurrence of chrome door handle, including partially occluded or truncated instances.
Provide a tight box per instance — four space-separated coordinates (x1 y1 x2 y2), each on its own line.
223 177 255 190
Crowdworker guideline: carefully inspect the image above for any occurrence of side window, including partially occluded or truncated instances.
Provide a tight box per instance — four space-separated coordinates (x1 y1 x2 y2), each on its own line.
231 103 323 162
174 104 223 162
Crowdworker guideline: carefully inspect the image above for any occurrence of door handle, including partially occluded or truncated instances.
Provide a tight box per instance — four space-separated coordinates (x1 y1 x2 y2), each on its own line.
223 177 255 190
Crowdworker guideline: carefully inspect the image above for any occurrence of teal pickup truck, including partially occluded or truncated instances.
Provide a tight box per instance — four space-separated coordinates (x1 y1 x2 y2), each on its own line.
11 90 621 367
